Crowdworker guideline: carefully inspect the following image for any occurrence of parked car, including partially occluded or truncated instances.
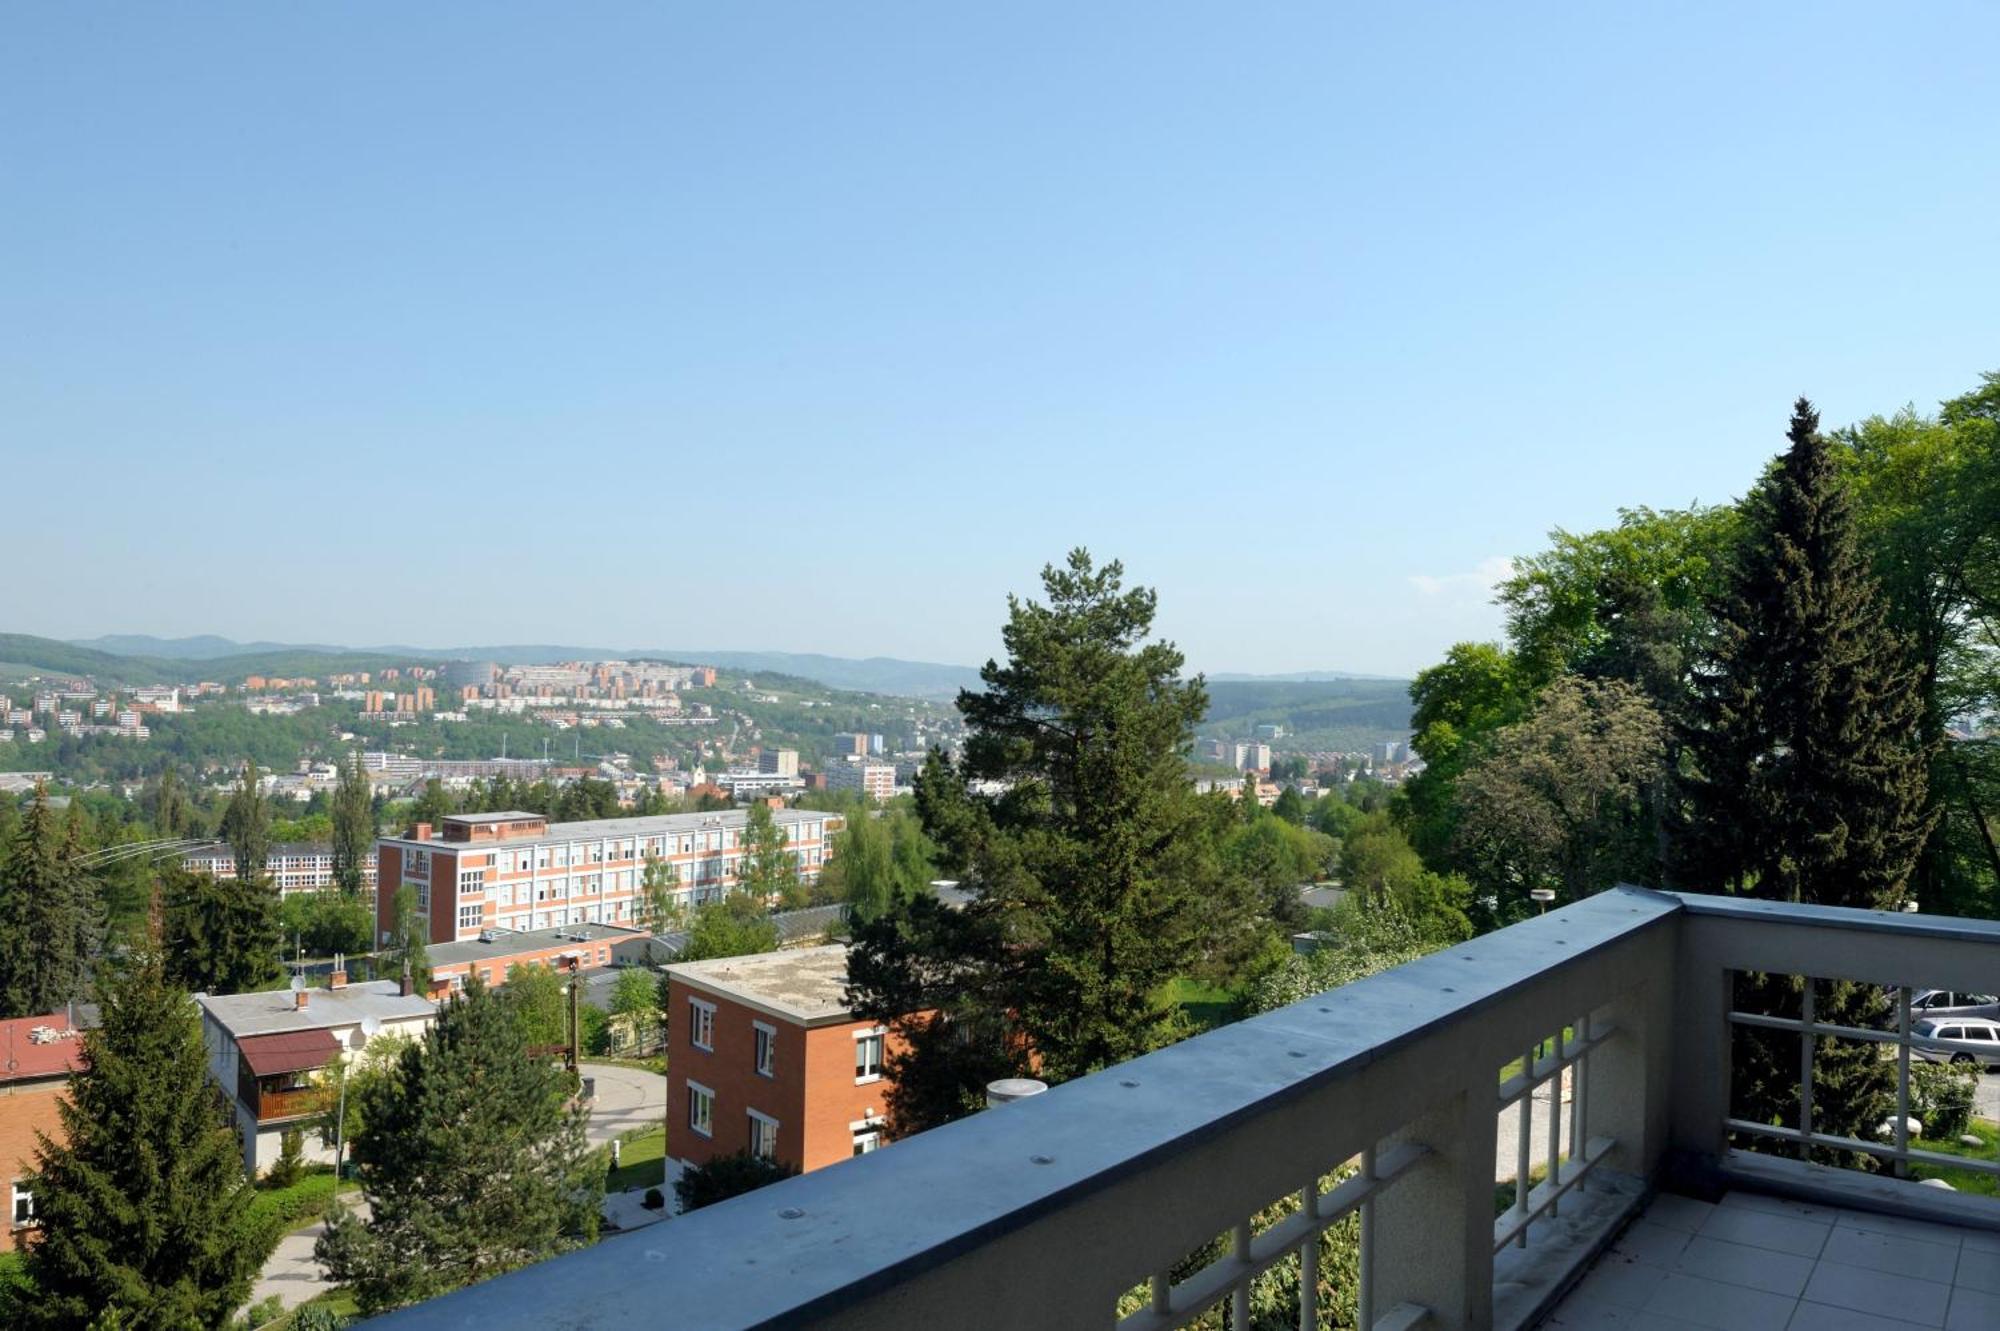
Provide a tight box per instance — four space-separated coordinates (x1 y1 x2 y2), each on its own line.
1912 1016 2000 1068
1908 990 2000 1021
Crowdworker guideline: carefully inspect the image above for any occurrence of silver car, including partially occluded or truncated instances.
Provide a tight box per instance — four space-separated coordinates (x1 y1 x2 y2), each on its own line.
1909 989 2000 1021
1912 1016 2000 1067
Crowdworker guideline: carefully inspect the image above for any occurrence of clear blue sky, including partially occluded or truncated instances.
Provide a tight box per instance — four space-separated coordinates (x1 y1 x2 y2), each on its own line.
5 4 1996 677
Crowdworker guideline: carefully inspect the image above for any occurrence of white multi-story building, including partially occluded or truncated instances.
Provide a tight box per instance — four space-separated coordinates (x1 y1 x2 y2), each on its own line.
376 807 845 945
825 759 896 802
182 842 380 896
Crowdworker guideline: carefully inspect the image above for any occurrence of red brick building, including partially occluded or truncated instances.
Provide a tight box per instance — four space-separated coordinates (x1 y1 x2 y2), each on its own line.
0 1012 88 1251
665 945 907 1174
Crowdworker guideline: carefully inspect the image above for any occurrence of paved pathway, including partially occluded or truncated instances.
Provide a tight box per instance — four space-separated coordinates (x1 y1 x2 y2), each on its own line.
248 1062 666 1316
1495 1067 1573 1184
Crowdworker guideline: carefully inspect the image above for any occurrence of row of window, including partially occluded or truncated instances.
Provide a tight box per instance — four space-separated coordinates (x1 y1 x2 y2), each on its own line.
467 825 830 875
686 997 884 1083
684 1083 881 1160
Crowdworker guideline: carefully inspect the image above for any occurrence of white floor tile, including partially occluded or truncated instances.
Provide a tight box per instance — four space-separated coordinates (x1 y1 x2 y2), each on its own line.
1839 1209 1970 1251
1945 1286 2000 1331
1570 1253 1673 1309
1698 1205 1832 1259
1954 1227 2000 1256
1674 1235 1816 1297
1642 1271 1798 1331
1790 1303 1938 1331
1548 1295 1709 1329
1954 1244 2000 1296
1821 1224 1961 1285
1647 1194 1720 1234
1721 1191 1843 1224
1801 1263 1951 1328
1613 1219 1696 1266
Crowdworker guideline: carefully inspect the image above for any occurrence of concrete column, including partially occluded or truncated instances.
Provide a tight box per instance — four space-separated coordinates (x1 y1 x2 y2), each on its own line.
1370 1088 1495 1329
1587 972 1677 1182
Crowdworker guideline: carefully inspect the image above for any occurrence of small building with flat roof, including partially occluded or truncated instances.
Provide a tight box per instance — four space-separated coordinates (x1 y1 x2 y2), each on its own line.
665 944 914 1175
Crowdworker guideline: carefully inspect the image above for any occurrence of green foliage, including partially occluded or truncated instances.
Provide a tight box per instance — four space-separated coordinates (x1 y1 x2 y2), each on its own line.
673 894 779 963
287 1301 350 1331
266 1131 306 1190
0 787 99 1019
315 1033 410 1153
852 550 1251 1135
162 865 281 995
314 974 600 1315
218 762 272 883
1451 676 1666 910
504 963 569 1050
637 853 682 933
277 891 372 961
739 801 802 909
823 808 934 924
609 966 657 1019
329 752 373 898
23 945 274 1330
380 886 432 994
673 1148 799 1213
1247 899 1445 1016
1910 1059 1978 1141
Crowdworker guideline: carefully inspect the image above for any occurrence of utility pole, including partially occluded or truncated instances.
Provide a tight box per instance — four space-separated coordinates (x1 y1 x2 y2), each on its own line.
566 956 582 1076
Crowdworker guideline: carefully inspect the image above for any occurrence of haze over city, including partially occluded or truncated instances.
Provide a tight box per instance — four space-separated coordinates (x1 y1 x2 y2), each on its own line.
9 5 1999 675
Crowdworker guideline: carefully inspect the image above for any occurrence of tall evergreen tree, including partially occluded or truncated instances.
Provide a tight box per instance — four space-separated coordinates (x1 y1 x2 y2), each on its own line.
329 751 374 898
151 765 191 841
23 944 272 1330
1675 398 1934 1155
315 973 600 1314
1675 398 1934 904
160 865 281 996
217 762 271 884
848 550 1234 1126
0 787 98 1019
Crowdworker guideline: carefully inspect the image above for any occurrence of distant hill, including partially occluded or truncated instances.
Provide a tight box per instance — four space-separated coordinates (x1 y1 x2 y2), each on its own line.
1202 677 1413 752
1207 669 1402 683
73 634 351 660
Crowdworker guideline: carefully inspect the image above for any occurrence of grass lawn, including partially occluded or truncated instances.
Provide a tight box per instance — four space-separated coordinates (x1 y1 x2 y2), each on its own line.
277 1287 361 1328
1909 1117 2000 1196
604 1124 666 1194
587 1054 667 1077
1164 977 1241 1033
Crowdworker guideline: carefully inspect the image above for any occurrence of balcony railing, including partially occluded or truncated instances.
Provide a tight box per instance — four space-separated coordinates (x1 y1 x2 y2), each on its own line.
369 887 2000 1330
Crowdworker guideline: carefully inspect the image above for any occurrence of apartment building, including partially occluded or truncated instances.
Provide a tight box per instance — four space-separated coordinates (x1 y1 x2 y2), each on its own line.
758 748 799 777
427 922 656 992
666 945 906 1175
825 759 896 802
197 974 436 1177
375 807 844 946
829 733 868 758
182 841 380 896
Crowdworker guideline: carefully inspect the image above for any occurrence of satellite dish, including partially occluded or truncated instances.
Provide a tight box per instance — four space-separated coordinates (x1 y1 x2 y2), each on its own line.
360 1016 382 1039
289 974 307 993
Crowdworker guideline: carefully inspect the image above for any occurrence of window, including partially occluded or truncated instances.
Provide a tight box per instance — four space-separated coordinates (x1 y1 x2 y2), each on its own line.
413 880 430 911
689 998 715 1051
687 1081 713 1138
855 1029 885 1082
10 1181 32 1227
457 903 482 931
852 1130 881 1157
459 869 485 895
753 1022 776 1078
747 1110 778 1159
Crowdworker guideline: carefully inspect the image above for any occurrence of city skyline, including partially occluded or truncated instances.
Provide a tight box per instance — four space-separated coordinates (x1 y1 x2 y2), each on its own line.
7 5 1997 676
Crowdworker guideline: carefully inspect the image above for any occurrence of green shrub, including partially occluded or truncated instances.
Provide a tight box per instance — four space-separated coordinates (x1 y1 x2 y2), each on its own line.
642 1187 665 1211
674 1149 798 1213
290 1304 350 1331
264 1131 306 1190
1911 1060 1978 1140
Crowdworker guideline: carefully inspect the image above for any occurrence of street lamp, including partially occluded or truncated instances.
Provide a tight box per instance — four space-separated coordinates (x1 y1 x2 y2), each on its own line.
1530 888 1556 915
334 1015 382 1181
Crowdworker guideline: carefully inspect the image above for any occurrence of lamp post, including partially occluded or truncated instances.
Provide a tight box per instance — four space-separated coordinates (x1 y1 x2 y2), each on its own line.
1530 888 1556 915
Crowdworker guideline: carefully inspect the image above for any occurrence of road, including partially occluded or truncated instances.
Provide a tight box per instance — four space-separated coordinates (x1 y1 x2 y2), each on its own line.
1495 1067 1572 1184
249 1060 666 1317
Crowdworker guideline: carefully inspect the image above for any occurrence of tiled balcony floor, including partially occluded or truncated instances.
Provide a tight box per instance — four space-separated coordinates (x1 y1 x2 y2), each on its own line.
1541 1188 2000 1330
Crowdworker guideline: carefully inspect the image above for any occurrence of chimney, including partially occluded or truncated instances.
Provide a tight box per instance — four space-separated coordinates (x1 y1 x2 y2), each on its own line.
412 821 433 841
329 969 348 990
295 989 309 1011
400 954 413 998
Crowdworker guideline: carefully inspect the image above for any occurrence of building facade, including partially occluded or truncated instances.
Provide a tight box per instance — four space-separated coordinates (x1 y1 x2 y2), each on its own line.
824 759 896 802
665 946 907 1176
375 808 844 946
197 975 436 1177
0 1013 88 1252
182 841 380 896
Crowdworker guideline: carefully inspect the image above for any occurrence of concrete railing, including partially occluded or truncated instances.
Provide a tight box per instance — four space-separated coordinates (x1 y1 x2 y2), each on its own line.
364 888 2000 1329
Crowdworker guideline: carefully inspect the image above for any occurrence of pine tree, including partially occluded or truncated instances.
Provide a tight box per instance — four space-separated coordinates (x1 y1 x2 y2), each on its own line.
151 765 191 841
848 550 1232 1110
315 973 601 1314
1675 398 1934 1154
329 751 374 898
218 762 271 883
161 865 281 996
0 786 98 1020
23 944 272 1330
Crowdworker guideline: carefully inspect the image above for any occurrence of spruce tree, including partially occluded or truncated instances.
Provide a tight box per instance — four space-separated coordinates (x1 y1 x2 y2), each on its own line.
161 865 281 996
151 765 191 841
329 751 374 898
23 944 272 1330
0 787 97 1019
1675 398 1934 1154
315 973 600 1314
